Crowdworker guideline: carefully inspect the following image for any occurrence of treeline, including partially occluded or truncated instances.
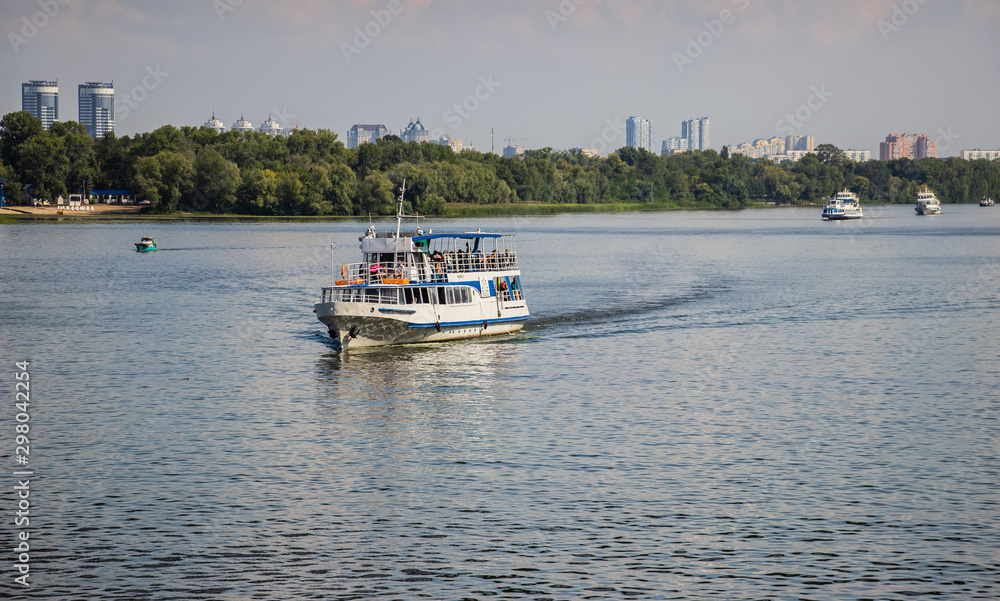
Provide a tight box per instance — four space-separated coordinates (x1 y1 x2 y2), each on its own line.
1 110 998 215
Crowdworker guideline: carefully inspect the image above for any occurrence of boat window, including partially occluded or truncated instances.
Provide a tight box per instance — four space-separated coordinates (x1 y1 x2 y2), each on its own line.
420 288 430 304
437 287 447 305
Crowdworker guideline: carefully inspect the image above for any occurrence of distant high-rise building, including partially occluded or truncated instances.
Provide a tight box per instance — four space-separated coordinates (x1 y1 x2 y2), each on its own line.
626 116 653 152
661 137 686 155
432 135 463 153
842 149 872 162
22 80 59 130
400 118 429 143
784 135 814 152
914 135 936 159
258 113 284 137
697 117 710 151
880 133 934 160
503 144 525 158
681 119 697 151
204 111 225 133
231 114 255 133
347 123 388 148
78 82 114 139
679 117 710 151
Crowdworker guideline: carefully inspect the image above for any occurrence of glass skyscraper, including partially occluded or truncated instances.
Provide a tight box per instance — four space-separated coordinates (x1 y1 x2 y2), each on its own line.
626 116 653 153
78 82 115 139
681 117 710 151
22 80 59 130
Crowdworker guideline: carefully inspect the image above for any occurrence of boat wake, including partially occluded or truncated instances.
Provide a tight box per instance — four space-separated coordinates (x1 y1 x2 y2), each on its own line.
526 282 726 338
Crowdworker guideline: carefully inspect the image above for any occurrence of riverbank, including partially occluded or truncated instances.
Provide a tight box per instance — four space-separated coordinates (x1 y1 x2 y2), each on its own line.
0 200 867 222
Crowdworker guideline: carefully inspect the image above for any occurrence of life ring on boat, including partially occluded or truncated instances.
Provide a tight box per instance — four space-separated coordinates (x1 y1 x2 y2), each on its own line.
341 264 347 278
435 321 442 332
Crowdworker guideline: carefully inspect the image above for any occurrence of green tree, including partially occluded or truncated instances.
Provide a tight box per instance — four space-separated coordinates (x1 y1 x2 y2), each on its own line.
18 132 67 203
815 144 847 166
190 147 241 211
132 150 195 212
357 172 396 215
0 111 44 169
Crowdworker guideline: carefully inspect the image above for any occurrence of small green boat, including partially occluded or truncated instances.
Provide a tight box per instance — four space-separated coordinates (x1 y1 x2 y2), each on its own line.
135 236 157 252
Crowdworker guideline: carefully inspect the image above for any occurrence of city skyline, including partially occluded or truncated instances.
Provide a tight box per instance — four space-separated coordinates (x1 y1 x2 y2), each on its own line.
2 1 998 156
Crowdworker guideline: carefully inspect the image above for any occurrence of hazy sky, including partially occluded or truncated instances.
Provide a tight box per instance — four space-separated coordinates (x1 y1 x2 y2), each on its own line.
3 0 998 156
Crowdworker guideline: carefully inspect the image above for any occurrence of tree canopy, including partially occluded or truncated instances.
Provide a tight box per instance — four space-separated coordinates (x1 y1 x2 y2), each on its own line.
1 111 997 214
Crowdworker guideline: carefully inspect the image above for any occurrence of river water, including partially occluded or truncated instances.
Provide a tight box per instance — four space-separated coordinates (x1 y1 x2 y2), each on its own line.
1 205 998 600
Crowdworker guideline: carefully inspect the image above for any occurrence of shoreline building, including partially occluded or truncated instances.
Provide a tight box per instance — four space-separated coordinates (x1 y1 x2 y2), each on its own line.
684 117 710 151
22 80 59 130
503 144 525 158
400 118 429 143
626 116 653 152
347 123 388 148
432 135 463 153
842 149 872 162
880 133 936 160
785 135 813 152
666 117 710 153
258 113 283 137
78 82 114 139
960 149 1000 160
231 114 255 133
730 137 785 159
204 111 225 133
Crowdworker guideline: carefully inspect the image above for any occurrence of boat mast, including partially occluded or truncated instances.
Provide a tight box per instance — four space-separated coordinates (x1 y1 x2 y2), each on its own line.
395 179 406 238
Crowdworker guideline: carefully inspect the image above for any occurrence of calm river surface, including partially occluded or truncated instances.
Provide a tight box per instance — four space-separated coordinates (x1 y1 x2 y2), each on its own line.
1 205 998 600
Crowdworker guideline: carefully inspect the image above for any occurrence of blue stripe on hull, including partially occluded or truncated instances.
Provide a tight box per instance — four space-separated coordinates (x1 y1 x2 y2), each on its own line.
407 315 530 329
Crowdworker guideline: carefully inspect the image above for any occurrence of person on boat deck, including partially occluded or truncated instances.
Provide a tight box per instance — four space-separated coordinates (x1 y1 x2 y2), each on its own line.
498 278 509 300
369 262 381 282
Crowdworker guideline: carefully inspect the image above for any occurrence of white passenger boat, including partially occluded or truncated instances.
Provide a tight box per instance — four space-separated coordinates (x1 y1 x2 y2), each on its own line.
980 196 994 207
822 189 863 220
915 189 941 215
314 185 529 349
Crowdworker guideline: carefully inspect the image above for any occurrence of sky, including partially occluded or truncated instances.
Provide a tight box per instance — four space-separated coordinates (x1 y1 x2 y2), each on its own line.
2 0 998 157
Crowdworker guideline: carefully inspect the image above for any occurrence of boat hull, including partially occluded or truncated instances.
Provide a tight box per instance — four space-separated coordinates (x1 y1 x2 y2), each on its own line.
315 301 528 349
915 207 940 215
822 213 863 220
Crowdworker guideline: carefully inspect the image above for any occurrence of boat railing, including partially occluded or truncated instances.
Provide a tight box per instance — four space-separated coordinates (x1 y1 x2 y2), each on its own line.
321 284 509 305
335 254 519 286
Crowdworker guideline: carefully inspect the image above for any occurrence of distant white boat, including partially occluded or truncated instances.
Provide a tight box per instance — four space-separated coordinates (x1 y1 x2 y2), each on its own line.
980 196 995 207
822 189 863 220
915 189 941 215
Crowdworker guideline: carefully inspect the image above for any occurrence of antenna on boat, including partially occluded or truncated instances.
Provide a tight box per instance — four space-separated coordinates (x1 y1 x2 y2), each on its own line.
395 179 406 238
394 179 423 238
